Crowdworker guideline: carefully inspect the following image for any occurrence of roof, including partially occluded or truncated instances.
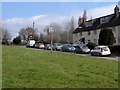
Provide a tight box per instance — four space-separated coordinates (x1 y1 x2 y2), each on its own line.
95 46 109 48
73 12 120 34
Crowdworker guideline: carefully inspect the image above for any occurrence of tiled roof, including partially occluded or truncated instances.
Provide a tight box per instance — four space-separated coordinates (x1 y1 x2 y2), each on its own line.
73 12 120 34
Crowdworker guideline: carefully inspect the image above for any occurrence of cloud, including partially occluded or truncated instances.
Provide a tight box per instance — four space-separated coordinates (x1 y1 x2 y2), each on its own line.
87 4 116 19
2 4 116 39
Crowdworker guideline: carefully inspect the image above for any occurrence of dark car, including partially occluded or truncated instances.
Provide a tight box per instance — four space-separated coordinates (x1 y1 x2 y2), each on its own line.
61 44 76 52
75 44 90 54
44 44 52 50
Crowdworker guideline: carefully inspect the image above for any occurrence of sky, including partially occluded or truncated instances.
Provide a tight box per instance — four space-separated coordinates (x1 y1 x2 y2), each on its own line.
2 1 119 39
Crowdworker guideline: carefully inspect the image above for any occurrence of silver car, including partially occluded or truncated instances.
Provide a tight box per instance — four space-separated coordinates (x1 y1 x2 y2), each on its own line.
53 43 63 51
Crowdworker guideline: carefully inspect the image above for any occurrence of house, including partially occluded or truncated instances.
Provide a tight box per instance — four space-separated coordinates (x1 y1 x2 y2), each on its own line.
73 5 120 45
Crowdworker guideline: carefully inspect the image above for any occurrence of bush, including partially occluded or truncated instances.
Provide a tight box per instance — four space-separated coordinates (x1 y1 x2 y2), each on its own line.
86 42 96 50
13 36 21 45
99 28 115 45
108 45 120 53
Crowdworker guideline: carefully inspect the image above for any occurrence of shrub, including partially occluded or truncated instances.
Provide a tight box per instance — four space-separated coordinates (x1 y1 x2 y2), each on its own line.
99 28 115 45
108 45 120 53
87 42 96 50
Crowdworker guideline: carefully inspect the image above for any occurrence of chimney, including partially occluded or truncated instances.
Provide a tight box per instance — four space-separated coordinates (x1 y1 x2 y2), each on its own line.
82 10 87 26
114 5 119 18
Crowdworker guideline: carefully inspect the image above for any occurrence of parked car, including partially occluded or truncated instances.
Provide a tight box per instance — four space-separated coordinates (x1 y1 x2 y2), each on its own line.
34 42 45 49
53 43 63 51
26 40 35 48
44 44 52 50
61 44 76 52
91 46 111 56
74 44 90 54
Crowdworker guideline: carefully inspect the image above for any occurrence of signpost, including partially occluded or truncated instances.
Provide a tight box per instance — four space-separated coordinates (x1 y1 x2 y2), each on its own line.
49 27 54 53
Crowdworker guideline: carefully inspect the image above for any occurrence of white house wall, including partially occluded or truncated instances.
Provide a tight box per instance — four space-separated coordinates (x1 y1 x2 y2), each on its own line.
73 26 120 45
116 26 120 45
112 26 120 45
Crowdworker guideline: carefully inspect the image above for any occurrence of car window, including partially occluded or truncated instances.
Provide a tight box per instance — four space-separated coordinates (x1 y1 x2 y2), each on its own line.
102 47 109 51
94 47 100 50
57 43 62 46
74 46 80 48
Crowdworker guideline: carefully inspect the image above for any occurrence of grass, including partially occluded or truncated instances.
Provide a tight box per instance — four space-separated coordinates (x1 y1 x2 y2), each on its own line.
2 45 118 88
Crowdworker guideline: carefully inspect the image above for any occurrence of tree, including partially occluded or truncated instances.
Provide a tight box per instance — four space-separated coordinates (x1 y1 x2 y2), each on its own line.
118 1 120 7
19 27 38 41
39 33 44 42
78 16 82 26
43 23 62 43
13 36 21 45
68 17 75 43
2 29 12 45
99 28 115 45
0 28 2 44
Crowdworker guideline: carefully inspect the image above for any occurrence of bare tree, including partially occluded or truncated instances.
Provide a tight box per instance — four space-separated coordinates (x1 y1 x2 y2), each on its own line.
118 1 120 8
68 17 75 43
49 23 62 42
78 16 82 26
19 27 38 42
0 28 2 44
2 28 12 44
43 23 63 43
43 25 51 43
60 30 68 43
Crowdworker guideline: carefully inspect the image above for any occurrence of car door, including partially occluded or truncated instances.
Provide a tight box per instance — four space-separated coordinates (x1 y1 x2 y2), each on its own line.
93 47 100 55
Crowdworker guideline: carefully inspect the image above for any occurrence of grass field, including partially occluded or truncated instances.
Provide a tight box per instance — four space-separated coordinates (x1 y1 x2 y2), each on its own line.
2 45 118 88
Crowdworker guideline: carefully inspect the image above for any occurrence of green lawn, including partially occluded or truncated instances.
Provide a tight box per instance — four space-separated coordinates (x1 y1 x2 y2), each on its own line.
2 45 118 88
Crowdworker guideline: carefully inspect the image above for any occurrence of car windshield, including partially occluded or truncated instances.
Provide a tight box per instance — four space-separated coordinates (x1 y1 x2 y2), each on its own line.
57 43 62 46
80 44 88 48
102 47 109 50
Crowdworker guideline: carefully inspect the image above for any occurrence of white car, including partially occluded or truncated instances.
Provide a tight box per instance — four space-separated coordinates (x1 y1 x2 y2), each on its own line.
26 40 35 47
91 46 111 56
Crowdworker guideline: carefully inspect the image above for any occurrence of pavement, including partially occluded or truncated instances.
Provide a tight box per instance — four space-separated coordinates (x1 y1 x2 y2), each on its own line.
80 54 120 61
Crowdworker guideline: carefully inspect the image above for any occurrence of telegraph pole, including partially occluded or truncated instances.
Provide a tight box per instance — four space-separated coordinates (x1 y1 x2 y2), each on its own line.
33 22 34 30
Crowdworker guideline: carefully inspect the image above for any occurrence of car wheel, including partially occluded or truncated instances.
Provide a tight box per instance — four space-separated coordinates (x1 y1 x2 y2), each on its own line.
91 52 94 56
99 53 102 57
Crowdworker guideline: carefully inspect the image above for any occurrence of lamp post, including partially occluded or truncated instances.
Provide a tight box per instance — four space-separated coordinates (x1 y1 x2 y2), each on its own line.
49 27 54 53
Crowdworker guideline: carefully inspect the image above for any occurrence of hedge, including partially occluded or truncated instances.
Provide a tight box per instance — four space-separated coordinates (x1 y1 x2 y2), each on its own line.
108 45 120 54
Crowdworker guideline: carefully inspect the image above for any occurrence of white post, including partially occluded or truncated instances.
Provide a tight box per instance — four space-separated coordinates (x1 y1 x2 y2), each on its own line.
49 27 54 53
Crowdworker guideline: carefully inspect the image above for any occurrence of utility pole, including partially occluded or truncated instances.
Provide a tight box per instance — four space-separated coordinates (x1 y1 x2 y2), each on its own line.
33 22 34 30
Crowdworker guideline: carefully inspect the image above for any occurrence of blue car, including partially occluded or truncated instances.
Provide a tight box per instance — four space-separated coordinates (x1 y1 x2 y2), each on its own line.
61 44 76 52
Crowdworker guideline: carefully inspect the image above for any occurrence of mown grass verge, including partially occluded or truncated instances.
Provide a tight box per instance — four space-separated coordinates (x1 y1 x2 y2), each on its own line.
2 45 118 88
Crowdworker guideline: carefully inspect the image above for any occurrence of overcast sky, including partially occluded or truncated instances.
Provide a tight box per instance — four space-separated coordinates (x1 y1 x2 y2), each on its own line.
2 1 119 39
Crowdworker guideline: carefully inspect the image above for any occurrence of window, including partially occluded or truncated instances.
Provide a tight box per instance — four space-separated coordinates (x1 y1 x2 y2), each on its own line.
88 31 90 35
94 30 97 34
112 27 116 32
86 21 93 27
100 16 112 24
94 47 100 50
118 37 120 44
94 39 97 44
88 40 90 43
75 33 78 37
80 32 82 36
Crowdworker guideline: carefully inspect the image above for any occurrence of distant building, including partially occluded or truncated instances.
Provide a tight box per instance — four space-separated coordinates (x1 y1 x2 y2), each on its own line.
73 5 120 45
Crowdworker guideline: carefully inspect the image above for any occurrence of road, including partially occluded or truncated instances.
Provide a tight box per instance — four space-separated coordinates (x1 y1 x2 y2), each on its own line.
25 46 119 61
80 54 119 61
